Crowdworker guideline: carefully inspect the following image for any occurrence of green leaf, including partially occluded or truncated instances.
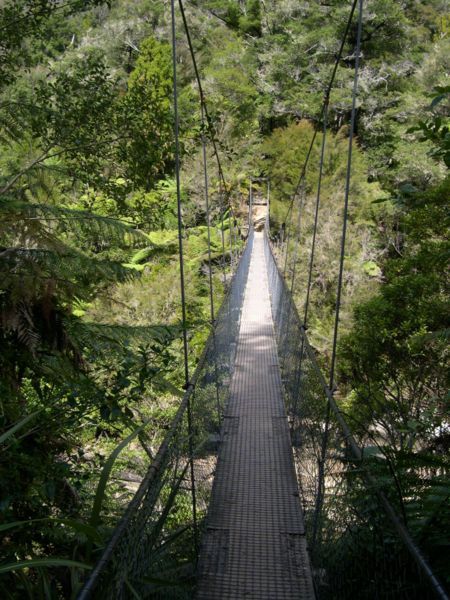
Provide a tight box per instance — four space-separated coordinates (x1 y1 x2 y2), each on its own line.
124 579 143 600
0 559 92 574
0 410 41 445
122 262 145 272
0 518 102 543
430 91 450 110
89 423 148 529
0 518 48 533
363 261 382 278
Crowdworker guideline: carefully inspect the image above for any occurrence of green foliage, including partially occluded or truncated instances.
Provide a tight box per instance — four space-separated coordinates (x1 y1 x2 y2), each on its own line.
263 120 385 354
0 9 197 596
408 85 450 167
0 0 448 594
339 177 450 582
239 1 262 37
117 36 174 190
204 31 259 139
0 0 108 87
79 177 177 229
89 423 148 530
340 177 449 450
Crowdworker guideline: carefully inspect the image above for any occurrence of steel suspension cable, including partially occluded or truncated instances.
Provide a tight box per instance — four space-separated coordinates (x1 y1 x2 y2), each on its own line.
291 105 330 437
280 183 306 354
283 0 361 422
170 0 199 554
312 0 364 554
280 0 359 264
200 104 223 426
303 102 329 327
329 1 362 392
288 182 306 300
178 0 239 247
200 105 215 323
178 0 225 187
177 0 236 349
282 0 359 222
228 209 234 267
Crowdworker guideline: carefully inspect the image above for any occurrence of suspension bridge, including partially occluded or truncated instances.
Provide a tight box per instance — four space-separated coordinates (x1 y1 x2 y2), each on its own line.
77 0 448 598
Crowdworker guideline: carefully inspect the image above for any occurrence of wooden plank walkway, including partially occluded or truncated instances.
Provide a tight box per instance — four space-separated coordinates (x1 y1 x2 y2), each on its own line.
197 232 315 599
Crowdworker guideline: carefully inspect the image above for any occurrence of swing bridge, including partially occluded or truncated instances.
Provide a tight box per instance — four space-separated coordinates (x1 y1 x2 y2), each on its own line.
78 1 448 598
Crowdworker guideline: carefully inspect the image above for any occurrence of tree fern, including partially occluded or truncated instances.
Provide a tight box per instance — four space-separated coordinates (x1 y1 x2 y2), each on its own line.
1 198 147 247
0 100 28 144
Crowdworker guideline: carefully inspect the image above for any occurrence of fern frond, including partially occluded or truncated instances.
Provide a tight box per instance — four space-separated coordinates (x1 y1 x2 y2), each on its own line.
0 199 147 247
65 320 181 351
24 169 64 206
1 247 139 301
0 101 28 144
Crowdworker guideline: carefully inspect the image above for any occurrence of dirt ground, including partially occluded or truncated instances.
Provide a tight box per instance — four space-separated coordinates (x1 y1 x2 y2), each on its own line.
252 204 268 230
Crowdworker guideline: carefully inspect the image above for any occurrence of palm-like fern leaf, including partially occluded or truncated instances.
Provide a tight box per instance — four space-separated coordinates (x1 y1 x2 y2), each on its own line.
1 198 147 247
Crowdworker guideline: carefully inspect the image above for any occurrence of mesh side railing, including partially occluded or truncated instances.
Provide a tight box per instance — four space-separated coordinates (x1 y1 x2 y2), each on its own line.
78 228 254 600
264 231 448 600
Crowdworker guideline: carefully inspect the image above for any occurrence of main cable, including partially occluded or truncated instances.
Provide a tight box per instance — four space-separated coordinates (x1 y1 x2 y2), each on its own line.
280 0 360 230
178 0 230 201
311 0 364 554
329 0 363 392
303 101 329 327
170 0 199 555
178 0 239 276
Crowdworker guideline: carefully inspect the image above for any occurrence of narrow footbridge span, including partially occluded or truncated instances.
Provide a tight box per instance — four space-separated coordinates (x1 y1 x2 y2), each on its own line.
197 232 314 599
77 0 449 597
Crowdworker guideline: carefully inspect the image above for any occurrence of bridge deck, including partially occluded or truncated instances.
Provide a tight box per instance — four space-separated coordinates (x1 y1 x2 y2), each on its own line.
197 232 314 599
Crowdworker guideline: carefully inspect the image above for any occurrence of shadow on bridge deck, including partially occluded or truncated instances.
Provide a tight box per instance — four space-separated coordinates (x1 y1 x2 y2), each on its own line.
196 232 315 600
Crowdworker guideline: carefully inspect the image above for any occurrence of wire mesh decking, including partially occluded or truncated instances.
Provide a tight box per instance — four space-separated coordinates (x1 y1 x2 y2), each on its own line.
196 232 315 599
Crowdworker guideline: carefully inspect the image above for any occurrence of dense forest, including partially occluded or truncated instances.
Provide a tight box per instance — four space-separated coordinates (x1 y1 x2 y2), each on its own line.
0 0 448 597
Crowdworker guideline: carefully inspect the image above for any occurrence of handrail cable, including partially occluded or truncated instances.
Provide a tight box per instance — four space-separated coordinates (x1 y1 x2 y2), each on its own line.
170 0 199 554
